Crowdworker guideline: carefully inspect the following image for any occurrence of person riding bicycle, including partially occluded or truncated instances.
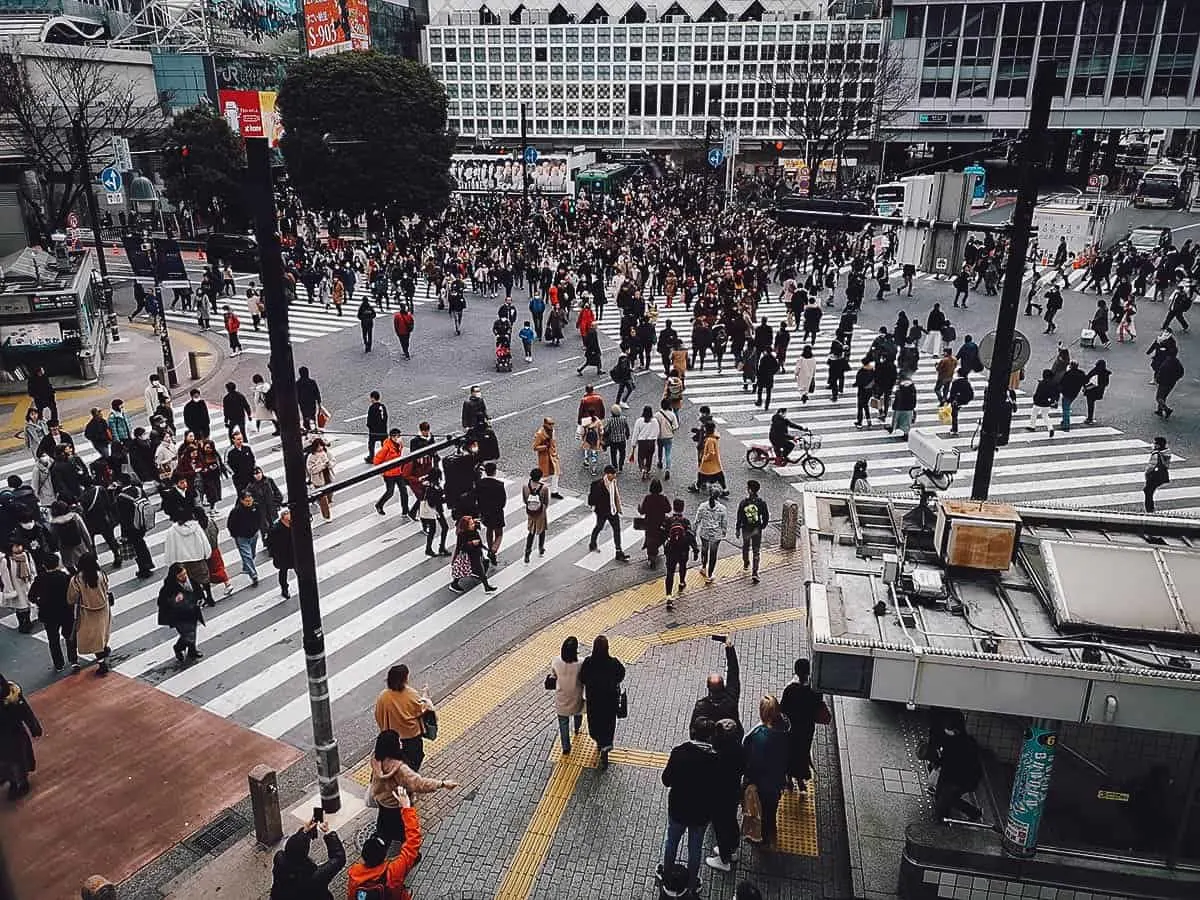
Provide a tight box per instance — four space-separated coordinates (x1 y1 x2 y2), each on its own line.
769 408 808 461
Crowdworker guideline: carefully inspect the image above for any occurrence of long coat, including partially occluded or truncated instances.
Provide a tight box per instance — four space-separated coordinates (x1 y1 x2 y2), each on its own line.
532 426 561 476
0 682 42 783
67 571 112 656
578 652 626 750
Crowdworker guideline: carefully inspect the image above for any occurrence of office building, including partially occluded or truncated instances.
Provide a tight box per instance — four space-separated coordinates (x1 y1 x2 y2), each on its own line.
422 0 888 153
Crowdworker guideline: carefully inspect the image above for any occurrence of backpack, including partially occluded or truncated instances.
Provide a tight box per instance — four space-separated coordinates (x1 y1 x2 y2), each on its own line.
262 386 276 411
666 377 683 400
133 494 156 531
525 485 543 514
666 516 688 550
58 516 84 546
353 873 389 900
743 501 761 529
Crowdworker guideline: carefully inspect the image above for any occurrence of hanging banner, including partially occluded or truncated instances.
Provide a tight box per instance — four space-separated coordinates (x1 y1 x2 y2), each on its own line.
303 0 352 56
217 90 282 147
154 239 191 289
348 0 371 50
120 237 156 280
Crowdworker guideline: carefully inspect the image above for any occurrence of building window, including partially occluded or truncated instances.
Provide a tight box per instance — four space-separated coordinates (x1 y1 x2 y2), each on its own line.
994 1 1038 98
1072 0 1120 97
1112 0 1159 97
957 7 997 97
920 3 962 98
630 46 643 61
1155 1 1200 97
629 84 642 115
535 46 547 62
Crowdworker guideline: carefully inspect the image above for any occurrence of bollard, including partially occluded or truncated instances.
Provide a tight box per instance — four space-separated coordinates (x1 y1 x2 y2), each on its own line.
81 875 117 899
187 350 210 380
780 499 799 551
248 765 284 846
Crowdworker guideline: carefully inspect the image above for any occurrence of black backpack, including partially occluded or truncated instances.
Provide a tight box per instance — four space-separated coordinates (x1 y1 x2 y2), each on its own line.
262 385 277 412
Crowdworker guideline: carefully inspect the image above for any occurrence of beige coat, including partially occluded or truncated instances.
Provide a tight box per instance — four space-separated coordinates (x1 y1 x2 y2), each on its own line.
68 572 111 656
369 757 445 808
552 657 584 716
532 426 560 476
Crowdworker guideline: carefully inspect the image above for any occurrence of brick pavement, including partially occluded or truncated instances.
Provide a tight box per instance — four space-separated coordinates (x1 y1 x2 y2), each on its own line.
341 551 855 900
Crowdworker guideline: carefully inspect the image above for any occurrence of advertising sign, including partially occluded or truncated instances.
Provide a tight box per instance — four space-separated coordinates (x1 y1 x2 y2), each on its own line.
217 90 283 147
1003 724 1058 857
304 0 352 56
348 0 370 50
120 237 157 280
0 322 65 349
154 239 192 289
964 163 987 208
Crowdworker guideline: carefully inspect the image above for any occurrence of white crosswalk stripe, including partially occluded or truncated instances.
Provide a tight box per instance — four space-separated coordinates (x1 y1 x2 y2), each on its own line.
0 411 641 743
601 321 1198 517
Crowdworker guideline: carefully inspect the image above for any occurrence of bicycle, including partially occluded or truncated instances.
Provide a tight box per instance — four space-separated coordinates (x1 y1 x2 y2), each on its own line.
745 431 826 478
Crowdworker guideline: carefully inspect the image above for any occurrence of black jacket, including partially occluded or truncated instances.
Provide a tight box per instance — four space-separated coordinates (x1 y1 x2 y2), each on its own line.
476 476 506 527
296 376 321 414
587 477 620 519
267 520 295 568
28 568 72 624
183 399 211 437
1032 378 1061 408
227 502 262 540
366 401 388 436
1059 367 1087 402
691 646 742 737
661 740 719 826
223 391 251 426
269 829 345 900
227 445 257 490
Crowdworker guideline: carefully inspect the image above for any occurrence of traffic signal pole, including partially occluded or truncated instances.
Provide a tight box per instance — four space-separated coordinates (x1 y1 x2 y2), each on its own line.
245 137 341 813
971 60 1056 502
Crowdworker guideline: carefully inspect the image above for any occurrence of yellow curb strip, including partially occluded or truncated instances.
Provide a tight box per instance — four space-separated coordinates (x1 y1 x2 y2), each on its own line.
494 758 583 900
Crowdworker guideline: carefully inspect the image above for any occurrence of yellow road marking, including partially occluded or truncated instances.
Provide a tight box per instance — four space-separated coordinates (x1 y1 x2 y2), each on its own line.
494 756 584 900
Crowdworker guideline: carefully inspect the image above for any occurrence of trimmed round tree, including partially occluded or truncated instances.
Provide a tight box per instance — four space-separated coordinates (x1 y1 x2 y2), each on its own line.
278 52 453 221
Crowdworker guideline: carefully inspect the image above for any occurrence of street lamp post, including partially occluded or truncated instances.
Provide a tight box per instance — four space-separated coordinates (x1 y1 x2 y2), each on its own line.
245 136 341 813
72 121 120 344
131 176 178 389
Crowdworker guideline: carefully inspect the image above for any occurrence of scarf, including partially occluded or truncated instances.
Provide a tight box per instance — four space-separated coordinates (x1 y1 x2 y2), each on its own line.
9 552 31 582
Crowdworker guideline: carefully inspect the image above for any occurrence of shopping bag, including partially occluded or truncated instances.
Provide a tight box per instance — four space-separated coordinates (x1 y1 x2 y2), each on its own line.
741 783 763 842
317 406 331 429
937 404 953 426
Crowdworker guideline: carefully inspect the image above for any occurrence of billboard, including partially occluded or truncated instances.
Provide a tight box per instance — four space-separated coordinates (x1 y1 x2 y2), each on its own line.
217 90 283 147
303 0 369 56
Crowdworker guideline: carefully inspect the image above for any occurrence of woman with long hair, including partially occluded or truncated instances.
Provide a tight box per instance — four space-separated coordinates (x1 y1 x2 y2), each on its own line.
550 636 584 755
449 514 496 593
197 438 228 510
67 552 112 675
578 635 626 769
305 437 336 521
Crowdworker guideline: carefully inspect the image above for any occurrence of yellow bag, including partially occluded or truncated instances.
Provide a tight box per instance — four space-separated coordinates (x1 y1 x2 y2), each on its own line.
937 404 953 426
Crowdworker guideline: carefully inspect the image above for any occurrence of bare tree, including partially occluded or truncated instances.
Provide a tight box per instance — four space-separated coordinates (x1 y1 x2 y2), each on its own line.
0 46 166 236
761 42 914 197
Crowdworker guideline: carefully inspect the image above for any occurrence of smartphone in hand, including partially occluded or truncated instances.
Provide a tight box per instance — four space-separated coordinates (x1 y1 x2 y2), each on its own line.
312 806 324 823
711 634 727 643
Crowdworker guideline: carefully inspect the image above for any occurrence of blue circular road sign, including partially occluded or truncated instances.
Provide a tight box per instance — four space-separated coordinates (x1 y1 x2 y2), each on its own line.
99 167 123 193
707 148 724 168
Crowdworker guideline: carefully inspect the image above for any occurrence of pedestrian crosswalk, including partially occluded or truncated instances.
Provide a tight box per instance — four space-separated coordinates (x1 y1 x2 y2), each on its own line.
157 300 365 356
0 412 652 745
590 314 1199 516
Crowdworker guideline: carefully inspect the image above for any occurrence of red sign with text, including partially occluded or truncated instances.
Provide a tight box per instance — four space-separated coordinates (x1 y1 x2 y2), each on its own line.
304 0 352 56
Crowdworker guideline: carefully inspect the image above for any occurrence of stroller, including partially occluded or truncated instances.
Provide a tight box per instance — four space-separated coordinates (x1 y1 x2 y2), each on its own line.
495 336 513 372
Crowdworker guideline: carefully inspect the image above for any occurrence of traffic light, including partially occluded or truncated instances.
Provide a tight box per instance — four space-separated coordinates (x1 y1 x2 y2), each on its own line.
180 145 190 176
774 141 785 152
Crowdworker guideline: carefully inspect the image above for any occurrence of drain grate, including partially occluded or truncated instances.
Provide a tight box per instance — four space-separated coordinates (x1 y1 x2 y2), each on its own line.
183 810 245 855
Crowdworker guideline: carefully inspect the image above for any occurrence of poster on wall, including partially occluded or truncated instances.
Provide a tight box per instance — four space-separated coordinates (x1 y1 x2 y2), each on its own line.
303 0 352 56
348 0 370 51
217 90 283 147
0 322 64 349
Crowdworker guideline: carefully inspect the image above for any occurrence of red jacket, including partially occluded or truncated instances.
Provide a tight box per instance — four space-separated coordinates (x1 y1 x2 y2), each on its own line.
373 437 405 478
346 807 420 900
577 306 594 336
225 313 240 333
577 393 606 424
394 311 414 337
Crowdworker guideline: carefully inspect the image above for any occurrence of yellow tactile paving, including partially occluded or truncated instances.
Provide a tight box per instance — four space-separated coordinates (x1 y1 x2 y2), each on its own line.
776 788 820 856
638 605 809 646
494 757 584 900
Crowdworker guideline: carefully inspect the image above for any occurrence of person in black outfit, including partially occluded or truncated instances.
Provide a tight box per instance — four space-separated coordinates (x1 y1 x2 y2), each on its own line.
779 658 826 791
222 381 252 442
183 388 211 440
365 391 388 464
1155 350 1184 419
754 348 780 409
115 477 155 577
226 431 256 494
296 366 322 432
28 553 76 671
947 369 974 435
659 716 719 893
692 637 742 738
705 716 745 872
476 461 507 565
268 819 345 900
586 466 629 560
578 634 626 769
930 713 984 822
26 366 57 422
267 509 295 598
78 482 121 568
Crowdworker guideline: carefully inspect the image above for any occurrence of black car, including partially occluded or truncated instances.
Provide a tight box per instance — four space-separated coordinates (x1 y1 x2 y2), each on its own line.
206 233 259 272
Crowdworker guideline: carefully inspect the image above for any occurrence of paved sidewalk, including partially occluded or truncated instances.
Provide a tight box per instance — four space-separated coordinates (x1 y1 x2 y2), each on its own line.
149 549 853 900
0 322 224 454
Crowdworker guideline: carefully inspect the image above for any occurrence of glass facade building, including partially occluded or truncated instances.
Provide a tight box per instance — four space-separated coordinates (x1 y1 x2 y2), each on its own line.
421 5 887 146
889 0 1200 142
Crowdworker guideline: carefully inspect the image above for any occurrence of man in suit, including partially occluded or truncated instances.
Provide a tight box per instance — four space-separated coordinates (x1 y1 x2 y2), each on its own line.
586 465 629 562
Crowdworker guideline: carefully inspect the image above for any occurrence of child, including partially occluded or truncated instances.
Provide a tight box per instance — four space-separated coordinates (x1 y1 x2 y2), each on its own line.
578 415 603 475
518 320 536 362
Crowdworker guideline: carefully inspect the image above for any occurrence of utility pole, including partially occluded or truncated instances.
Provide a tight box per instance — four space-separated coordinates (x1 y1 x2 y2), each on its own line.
972 60 1056 502
520 102 529 217
245 137 341 813
73 121 120 344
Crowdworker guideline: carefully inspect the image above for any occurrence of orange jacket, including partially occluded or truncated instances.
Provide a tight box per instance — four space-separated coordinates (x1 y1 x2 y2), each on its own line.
577 306 594 336
373 437 405 478
346 807 420 900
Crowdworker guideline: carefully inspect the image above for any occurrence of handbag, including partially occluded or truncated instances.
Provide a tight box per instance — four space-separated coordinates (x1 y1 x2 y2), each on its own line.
615 689 628 719
741 783 763 842
632 517 646 531
544 672 557 690
816 700 832 726
421 707 439 740
317 406 331 429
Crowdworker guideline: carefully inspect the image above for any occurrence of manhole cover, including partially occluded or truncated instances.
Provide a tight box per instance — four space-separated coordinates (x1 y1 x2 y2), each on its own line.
183 811 245 855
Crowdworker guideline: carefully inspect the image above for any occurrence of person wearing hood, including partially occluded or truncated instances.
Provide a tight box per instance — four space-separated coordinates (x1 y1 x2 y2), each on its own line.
22 408 48 460
578 634 626 769
269 818 345 900
163 511 215 607
0 673 43 800
659 716 719 894
296 366 322 433
743 695 792 846
157 561 205 663
67 553 112 675
706 716 746 872
48 500 92 572
0 538 38 633
603 404 630 472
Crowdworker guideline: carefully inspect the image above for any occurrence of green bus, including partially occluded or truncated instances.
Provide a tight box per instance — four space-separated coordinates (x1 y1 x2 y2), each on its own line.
574 163 636 197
